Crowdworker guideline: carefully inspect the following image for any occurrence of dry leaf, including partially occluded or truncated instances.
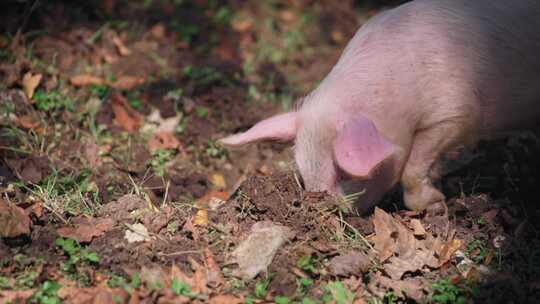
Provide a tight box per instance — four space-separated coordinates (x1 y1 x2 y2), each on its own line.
22 72 42 99
140 266 168 288
124 223 151 243
0 198 31 238
111 93 141 132
112 36 131 56
328 251 371 277
189 257 210 295
209 174 226 189
83 140 101 167
193 209 208 227
110 76 145 90
229 221 295 280
16 114 40 130
372 208 440 280
410 219 426 236
208 295 243 304
231 18 253 32
0 289 35 304
374 274 425 302
204 247 224 287
195 191 229 210
149 23 166 39
57 217 114 243
436 238 462 265
5 154 50 184
70 74 106 86
148 131 182 153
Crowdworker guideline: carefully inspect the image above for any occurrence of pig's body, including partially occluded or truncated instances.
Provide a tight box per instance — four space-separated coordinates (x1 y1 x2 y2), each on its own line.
222 0 540 211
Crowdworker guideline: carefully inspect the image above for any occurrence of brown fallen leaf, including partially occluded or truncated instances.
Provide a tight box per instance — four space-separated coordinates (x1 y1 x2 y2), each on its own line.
58 287 128 304
0 198 31 238
204 247 225 288
141 266 168 288
229 221 295 280
328 251 371 277
372 208 440 280
149 23 166 39
110 76 145 90
148 131 182 153
410 219 426 236
195 191 229 210
112 35 131 56
57 217 115 243
231 18 253 32
111 93 141 132
83 140 101 167
171 264 195 287
16 114 40 130
193 209 208 227
70 74 106 86
372 208 415 262
208 295 243 304
5 154 51 184
188 257 210 295
209 174 226 189
0 289 35 304
436 238 462 266
22 72 42 99
374 273 425 302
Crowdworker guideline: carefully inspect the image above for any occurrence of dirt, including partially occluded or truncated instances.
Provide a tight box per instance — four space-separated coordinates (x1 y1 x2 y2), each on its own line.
1 0 540 303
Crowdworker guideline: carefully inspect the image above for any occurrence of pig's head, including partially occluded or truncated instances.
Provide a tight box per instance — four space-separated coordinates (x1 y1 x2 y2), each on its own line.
220 108 398 207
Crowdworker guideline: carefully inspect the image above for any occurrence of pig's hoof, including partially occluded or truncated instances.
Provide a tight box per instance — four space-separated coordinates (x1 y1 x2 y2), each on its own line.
403 184 445 211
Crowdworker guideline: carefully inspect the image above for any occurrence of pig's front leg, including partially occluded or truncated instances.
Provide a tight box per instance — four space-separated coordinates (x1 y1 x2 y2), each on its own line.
401 122 467 211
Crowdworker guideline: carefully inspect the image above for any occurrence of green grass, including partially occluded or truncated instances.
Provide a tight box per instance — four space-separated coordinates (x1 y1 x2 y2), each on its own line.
56 238 100 273
429 278 476 304
33 89 73 112
30 281 61 304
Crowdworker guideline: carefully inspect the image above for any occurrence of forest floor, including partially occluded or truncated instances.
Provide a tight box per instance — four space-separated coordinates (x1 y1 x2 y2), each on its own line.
1 1 540 303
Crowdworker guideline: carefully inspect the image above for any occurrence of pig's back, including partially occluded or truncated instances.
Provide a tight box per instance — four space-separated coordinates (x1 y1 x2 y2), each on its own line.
328 0 540 139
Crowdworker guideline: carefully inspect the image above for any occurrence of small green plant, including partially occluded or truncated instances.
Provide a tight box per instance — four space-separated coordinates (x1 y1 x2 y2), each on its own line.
297 255 318 275
296 277 313 295
213 6 233 25
195 106 209 118
205 140 227 159
30 281 61 304
0 101 15 119
171 21 200 44
107 274 127 288
465 239 488 263
126 91 142 109
254 276 272 299
322 281 355 304
274 296 290 304
33 89 73 112
56 238 100 273
0 276 11 289
89 84 110 100
430 278 475 304
171 279 202 299
150 149 174 177
183 65 230 89
15 271 40 289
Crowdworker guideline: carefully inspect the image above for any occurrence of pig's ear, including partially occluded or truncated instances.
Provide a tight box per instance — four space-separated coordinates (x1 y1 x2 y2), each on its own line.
219 112 297 146
333 115 396 179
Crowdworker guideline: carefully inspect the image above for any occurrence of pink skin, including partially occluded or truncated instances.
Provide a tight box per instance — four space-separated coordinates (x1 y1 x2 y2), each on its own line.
221 0 540 211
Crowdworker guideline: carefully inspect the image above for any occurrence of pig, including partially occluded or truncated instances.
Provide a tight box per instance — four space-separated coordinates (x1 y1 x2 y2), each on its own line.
220 0 540 212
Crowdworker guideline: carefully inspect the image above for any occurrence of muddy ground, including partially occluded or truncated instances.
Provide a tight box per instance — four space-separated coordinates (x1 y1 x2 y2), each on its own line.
1 1 539 303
